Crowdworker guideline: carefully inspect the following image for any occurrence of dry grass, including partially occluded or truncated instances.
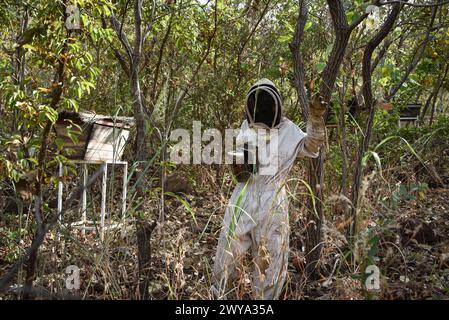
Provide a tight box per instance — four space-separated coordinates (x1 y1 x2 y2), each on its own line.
1 159 448 300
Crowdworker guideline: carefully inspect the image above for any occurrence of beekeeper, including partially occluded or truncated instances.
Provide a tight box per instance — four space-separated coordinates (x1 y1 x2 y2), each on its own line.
211 78 326 299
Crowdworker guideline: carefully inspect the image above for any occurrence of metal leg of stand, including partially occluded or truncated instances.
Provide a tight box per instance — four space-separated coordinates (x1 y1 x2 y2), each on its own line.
121 162 128 237
81 164 88 236
58 162 63 222
100 163 107 240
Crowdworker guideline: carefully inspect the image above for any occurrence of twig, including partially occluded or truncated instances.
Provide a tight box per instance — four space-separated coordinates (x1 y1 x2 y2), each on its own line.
378 0 449 7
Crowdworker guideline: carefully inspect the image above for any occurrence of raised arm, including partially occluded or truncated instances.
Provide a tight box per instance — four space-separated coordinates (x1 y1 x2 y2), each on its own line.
300 97 327 157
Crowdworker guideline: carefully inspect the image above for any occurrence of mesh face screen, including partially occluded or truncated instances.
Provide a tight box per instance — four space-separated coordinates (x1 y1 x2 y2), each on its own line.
247 90 278 127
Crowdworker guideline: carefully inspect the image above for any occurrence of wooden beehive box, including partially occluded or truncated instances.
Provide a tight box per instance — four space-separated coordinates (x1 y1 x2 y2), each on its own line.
55 111 134 162
400 103 422 120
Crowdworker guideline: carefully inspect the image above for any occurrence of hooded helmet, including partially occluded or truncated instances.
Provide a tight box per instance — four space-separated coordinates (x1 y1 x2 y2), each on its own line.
245 78 282 128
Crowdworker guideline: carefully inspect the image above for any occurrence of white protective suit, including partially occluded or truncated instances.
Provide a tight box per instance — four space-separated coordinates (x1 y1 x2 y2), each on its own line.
211 78 325 300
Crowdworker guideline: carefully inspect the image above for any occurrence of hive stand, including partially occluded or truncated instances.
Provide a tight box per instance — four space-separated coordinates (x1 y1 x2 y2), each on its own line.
57 160 128 240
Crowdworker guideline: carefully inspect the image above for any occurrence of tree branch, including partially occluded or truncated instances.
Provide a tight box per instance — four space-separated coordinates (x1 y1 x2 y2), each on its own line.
350 2 402 236
379 0 449 7
110 12 133 63
151 8 174 101
100 16 130 76
386 0 439 100
319 0 351 104
165 0 218 135
290 0 309 119
236 0 271 80
133 0 143 63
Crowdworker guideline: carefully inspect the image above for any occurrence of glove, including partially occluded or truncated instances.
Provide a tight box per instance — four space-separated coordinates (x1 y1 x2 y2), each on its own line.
304 96 326 155
310 95 327 120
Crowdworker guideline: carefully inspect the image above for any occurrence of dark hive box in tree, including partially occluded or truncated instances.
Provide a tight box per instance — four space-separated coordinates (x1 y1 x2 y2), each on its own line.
55 111 134 162
400 103 422 119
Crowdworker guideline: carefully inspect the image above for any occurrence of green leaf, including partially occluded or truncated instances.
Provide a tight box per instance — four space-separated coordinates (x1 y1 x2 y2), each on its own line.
317 62 326 73
304 21 312 31
55 137 64 150
278 34 292 44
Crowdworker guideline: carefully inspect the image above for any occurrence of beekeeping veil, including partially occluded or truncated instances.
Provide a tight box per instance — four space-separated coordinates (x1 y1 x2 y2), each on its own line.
245 78 282 128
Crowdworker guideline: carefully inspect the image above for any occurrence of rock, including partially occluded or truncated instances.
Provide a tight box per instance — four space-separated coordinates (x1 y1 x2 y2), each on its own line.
399 217 438 245
164 172 193 194
439 253 449 267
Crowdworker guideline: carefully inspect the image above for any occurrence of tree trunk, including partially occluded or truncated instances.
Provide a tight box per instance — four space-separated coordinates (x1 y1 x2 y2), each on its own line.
350 3 402 237
304 0 352 278
304 154 325 277
290 0 364 278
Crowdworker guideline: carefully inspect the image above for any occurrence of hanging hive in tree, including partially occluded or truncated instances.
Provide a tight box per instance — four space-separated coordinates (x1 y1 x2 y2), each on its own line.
398 103 422 127
54 111 135 162
400 103 422 120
